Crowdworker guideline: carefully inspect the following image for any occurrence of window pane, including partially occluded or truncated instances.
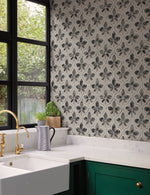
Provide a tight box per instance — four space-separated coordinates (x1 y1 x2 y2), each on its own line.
18 42 46 82
0 85 7 126
17 0 46 41
18 86 46 124
0 42 7 80
0 0 7 31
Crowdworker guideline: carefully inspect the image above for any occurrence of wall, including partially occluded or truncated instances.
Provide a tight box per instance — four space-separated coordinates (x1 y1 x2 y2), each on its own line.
50 0 150 141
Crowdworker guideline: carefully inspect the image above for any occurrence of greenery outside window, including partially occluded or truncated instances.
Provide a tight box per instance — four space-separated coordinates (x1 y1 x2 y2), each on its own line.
0 0 50 129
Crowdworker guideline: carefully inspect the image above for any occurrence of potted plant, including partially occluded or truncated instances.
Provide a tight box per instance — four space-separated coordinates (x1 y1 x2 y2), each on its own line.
34 112 46 126
46 101 61 128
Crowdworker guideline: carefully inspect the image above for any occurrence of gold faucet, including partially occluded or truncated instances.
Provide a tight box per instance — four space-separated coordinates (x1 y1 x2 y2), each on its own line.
0 110 29 155
0 133 6 157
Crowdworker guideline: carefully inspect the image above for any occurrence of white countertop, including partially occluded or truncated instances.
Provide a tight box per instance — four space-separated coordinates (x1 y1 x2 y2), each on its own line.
19 143 150 170
1 134 150 170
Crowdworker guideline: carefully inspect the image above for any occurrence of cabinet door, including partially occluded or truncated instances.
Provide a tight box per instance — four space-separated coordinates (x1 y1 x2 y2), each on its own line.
86 161 150 195
70 161 86 195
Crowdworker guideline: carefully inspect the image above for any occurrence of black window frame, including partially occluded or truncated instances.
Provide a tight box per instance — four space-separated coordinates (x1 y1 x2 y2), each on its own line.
0 0 50 130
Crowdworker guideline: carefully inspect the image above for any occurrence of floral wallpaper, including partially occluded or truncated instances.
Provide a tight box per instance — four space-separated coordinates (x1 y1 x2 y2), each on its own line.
50 0 150 141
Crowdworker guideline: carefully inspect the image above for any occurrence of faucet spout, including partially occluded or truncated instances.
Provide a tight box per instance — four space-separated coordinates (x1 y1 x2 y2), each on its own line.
0 110 19 129
18 126 29 138
0 110 29 155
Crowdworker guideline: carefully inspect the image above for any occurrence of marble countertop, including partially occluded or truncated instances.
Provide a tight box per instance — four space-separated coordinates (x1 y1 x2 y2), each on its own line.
1 134 150 170
22 143 150 170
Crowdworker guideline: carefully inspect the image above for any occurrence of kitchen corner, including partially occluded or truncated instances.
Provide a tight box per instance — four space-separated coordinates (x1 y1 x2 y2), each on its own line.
0 128 150 195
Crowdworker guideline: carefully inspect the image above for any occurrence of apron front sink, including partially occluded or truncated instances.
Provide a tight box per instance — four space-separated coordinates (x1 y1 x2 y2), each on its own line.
0 153 69 195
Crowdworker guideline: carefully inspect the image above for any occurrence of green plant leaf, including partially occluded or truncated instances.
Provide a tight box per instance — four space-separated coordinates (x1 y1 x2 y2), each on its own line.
46 101 60 116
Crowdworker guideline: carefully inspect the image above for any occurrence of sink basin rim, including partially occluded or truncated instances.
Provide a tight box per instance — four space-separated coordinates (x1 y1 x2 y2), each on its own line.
1 153 69 172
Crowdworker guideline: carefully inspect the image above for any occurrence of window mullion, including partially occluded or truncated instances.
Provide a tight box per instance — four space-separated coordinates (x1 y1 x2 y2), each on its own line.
17 37 48 46
9 0 17 129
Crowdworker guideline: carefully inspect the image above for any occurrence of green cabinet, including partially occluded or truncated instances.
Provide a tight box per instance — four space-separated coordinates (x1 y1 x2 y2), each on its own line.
55 160 150 195
86 161 150 195
56 161 85 195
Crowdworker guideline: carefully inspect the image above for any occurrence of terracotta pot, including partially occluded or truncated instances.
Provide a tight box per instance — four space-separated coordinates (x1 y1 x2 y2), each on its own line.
46 116 61 128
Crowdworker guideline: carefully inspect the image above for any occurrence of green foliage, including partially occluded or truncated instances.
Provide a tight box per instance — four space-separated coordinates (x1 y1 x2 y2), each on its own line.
0 85 7 126
18 0 45 41
46 101 60 116
34 112 46 121
0 43 7 80
17 0 46 99
0 0 7 31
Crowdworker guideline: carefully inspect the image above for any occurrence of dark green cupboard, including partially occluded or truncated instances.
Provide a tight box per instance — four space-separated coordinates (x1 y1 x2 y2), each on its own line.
86 161 150 195
56 160 150 195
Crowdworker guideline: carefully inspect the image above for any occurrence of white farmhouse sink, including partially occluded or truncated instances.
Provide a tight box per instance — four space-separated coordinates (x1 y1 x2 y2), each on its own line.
0 153 69 195
2 155 66 171
0 164 30 179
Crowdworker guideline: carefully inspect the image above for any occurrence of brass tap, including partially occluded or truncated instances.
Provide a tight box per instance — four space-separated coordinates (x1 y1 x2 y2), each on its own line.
0 110 29 155
0 133 6 157
15 126 29 154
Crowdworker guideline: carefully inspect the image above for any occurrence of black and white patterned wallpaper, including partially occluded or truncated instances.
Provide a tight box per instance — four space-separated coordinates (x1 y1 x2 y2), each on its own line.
50 0 150 141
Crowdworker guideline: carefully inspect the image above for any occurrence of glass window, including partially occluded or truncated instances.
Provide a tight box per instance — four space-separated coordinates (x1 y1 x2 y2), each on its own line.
17 0 46 41
18 43 46 82
18 86 46 124
0 42 7 80
0 85 7 126
0 0 7 31
0 0 50 129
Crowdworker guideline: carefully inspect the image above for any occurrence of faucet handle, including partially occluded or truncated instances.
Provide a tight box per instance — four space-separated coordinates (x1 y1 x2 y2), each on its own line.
21 144 24 148
15 144 23 155
0 133 6 157
0 133 6 142
0 133 6 136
